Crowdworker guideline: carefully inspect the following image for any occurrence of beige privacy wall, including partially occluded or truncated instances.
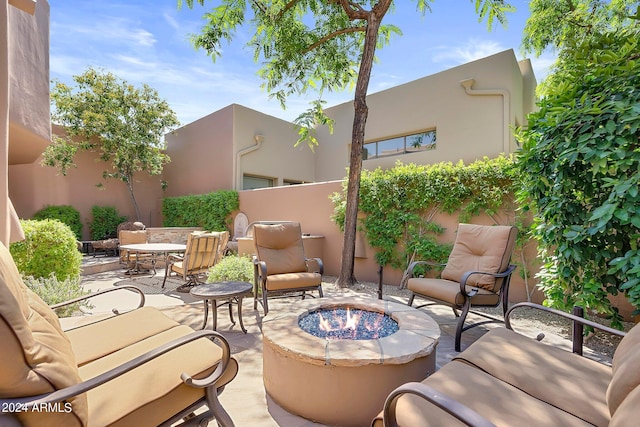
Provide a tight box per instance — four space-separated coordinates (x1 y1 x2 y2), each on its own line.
237 181 544 306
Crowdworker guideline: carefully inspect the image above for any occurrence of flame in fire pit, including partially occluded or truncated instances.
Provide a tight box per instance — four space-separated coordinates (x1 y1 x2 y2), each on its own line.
299 306 398 340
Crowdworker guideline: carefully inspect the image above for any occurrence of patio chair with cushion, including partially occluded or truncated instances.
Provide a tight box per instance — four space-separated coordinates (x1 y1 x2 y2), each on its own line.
119 229 154 274
374 302 636 427
405 223 517 351
253 222 323 315
0 241 238 426
163 231 227 292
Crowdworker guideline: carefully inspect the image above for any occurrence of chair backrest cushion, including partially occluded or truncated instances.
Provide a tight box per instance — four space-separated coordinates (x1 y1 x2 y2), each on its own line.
254 223 307 275
441 224 517 291
119 230 148 245
607 322 640 416
184 232 221 272
0 243 87 425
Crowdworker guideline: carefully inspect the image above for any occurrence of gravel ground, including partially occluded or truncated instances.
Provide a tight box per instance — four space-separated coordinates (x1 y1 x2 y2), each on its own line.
322 276 632 359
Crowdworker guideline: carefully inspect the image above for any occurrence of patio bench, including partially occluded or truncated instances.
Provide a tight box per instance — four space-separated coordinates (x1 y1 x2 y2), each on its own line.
0 242 238 427
374 302 637 427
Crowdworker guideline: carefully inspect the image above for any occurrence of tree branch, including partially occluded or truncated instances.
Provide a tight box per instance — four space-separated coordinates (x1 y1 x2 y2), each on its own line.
336 0 369 20
304 26 366 52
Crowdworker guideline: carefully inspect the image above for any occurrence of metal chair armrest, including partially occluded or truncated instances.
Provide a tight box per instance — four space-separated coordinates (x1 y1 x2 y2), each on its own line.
505 302 626 355
49 285 145 314
505 302 626 337
0 330 232 409
383 382 496 427
305 257 324 275
406 260 447 277
459 265 516 297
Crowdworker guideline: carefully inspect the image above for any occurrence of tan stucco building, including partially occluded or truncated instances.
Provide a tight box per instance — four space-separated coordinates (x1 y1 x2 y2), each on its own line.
2 0 48 244
164 49 536 198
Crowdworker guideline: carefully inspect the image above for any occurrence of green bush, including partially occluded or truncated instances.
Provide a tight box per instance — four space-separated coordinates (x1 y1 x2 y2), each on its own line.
33 205 82 240
517 27 640 326
10 219 82 281
331 156 521 270
89 205 127 240
163 190 239 231
207 255 254 283
23 273 90 317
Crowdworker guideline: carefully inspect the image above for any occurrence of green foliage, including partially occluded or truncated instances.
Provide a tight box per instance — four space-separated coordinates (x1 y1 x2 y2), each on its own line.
207 255 254 284
89 206 127 240
517 26 640 326
10 219 82 281
23 273 90 317
162 190 239 231
521 0 639 96
46 67 180 220
33 205 82 240
332 156 522 270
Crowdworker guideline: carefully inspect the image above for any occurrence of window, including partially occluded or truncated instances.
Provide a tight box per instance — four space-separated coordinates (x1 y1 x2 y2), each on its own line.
364 130 436 160
243 175 274 190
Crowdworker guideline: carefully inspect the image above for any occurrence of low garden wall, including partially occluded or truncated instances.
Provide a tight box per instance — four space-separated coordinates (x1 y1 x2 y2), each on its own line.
146 227 203 244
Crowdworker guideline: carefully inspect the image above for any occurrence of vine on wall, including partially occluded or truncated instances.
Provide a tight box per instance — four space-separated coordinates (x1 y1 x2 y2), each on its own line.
331 156 535 294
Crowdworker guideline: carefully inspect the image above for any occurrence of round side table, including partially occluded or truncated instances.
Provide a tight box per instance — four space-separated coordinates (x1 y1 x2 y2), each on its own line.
190 281 253 333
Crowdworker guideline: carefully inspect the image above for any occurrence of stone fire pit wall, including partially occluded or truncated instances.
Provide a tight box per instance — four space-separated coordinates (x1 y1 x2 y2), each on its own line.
262 296 440 427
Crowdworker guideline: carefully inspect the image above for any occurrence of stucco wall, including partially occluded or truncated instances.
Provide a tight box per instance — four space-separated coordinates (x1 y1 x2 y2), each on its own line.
163 104 235 198
314 49 531 182
8 0 50 165
232 104 315 189
9 148 164 240
237 181 543 306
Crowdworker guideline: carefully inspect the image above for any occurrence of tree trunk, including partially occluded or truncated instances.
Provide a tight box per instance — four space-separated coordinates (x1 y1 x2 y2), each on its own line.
337 2 390 287
126 178 142 222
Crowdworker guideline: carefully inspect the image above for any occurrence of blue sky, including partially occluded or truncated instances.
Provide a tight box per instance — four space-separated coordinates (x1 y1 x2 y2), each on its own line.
49 1 555 126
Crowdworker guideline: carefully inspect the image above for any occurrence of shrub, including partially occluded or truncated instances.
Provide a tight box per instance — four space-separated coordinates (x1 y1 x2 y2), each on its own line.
23 273 90 317
89 205 127 240
10 219 82 281
33 205 82 240
207 255 254 283
163 190 239 231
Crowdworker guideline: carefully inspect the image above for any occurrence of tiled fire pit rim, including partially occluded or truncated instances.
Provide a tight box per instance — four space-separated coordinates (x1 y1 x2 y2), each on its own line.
261 296 440 367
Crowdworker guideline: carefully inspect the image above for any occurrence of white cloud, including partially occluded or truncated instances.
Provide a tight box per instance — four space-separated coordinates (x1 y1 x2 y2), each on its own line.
431 39 507 66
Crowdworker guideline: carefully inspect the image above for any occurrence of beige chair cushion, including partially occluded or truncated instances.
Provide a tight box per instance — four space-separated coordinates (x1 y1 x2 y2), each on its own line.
441 224 517 291
379 360 593 427
254 223 307 275
65 306 180 366
0 242 87 426
266 272 322 291
607 322 640 416
455 327 612 427
406 277 501 306
79 325 237 426
610 384 640 427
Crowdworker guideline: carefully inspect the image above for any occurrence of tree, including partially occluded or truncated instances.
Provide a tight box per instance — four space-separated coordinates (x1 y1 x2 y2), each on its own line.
46 68 180 221
522 0 639 95
518 3 640 326
181 0 513 287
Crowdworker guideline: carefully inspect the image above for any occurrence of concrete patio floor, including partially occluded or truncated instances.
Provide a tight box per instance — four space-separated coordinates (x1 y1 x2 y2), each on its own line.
69 256 604 426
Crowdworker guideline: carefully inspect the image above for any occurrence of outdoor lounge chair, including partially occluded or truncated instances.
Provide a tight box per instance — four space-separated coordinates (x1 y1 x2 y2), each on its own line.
163 231 227 292
252 222 323 315
373 302 635 427
405 223 517 351
0 241 238 426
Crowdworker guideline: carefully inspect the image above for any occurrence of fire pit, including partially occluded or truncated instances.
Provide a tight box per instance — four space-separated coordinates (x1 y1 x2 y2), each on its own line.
262 296 440 427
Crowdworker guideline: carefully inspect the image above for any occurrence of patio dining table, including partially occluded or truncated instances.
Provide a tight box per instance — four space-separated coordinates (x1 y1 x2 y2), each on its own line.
119 243 186 276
